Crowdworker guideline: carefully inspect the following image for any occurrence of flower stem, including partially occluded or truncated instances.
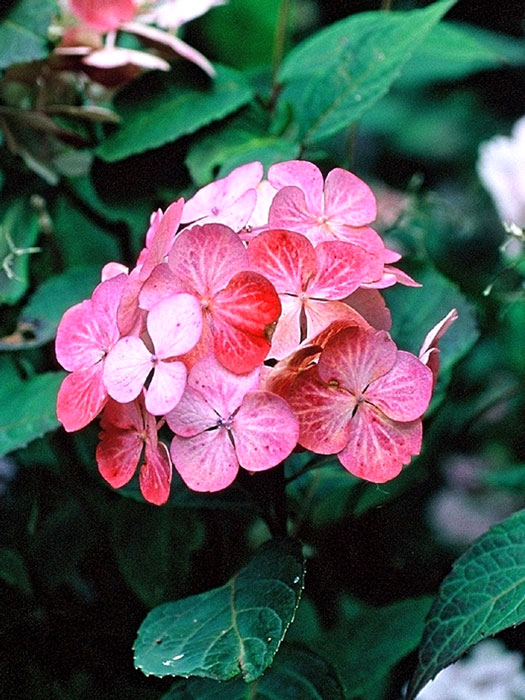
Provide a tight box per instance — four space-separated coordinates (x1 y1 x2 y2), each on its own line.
272 0 292 87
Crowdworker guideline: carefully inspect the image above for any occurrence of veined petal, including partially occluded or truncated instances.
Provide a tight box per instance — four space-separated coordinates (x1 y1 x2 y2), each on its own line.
338 405 422 483
213 270 281 336
147 293 202 359
365 350 433 422
191 189 258 231
145 360 187 415
91 274 127 341
317 326 397 394
285 365 355 454
139 262 184 310
100 396 142 431
268 186 316 236
267 295 302 360
247 228 316 295
57 363 107 432
168 224 248 298
139 199 183 281
96 428 142 489
171 429 239 492
344 288 392 331
304 299 369 344
55 300 101 371
233 391 298 471
268 160 324 212
323 168 377 226
165 384 219 437
308 241 371 299
103 336 152 404
212 318 271 374
140 441 172 505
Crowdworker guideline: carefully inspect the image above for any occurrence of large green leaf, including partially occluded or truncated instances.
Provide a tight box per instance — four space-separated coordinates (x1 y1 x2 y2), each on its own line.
163 644 344 699
277 0 457 146
0 198 40 305
0 358 64 457
0 265 100 350
407 509 525 699
97 65 254 162
134 538 305 682
398 22 525 87
0 0 56 71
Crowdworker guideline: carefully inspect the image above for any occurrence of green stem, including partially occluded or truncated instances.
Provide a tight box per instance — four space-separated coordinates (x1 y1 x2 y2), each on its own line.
270 0 292 105
381 0 393 9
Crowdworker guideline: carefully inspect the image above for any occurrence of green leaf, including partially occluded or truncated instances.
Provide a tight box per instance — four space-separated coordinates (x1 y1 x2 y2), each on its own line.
0 547 32 595
97 65 254 162
186 116 300 186
0 0 56 71
398 22 525 88
0 265 100 350
0 364 64 457
319 596 433 699
277 0 457 145
483 465 525 493
407 509 525 699
134 537 305 682
163 644 344 699
0 198 40 305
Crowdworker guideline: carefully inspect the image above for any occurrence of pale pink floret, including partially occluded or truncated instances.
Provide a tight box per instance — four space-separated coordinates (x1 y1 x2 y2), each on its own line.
56 274 126 432
69 0 136 32
247 228 371 359
285 326 433 483
419 308 459 387
166 355 299 492
181 162 264 230
103 293 202 415
96 395 171 505
267 160 384 281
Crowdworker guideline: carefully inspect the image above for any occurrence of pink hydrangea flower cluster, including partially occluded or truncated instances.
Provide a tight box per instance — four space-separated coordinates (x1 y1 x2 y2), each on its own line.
55 159 454 505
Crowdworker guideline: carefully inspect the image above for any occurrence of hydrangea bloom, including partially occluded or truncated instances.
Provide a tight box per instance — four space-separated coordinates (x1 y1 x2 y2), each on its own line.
54 158 452 504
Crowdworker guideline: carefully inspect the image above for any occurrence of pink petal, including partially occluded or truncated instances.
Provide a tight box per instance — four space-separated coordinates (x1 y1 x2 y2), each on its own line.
212 318 271 374
323 168 377 226
308 241 370 299
171 429 239 492
103 336 153 404
246 179 278 229
91 274 127 340
165 385 219 437
84 47 170 71
268 160 324 213
267 295 303 360
181 162 263 224
134 0 225 30
213 270 281 336
419 309 459 364
139 441 172 505
364 264 421 289
303 299 369 344
232 391 299 471
285 365 355 454
365 350 433 422
96 427 142 489
338 406 423 483
70 0 136 32
101 262 129 281
321 225 385 281
100 396 142 431
139 262 184 310
344 288 392 331
317 326 397 395
247 228 316 295
146 293 202 359
139 199 183 281
56 300 101 371
117 266 145 336
268 186 316 238
57 363 107 432
168 224 248 298
188 354 259 417
145 360 187 415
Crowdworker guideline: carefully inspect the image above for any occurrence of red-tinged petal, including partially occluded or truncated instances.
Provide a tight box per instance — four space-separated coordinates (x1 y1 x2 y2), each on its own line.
139 262 185 310
139 199 183 281
263 345 320 397
165 385 218 437
56 300 100 371
304 299 369 344
324 226 385 281
308 241 371 299
145 360 187 415
213 270 281 336
268 160 324 213
344 288 392 331
70 0 136 32
96 427 142 489
212 319 271 373
364 264 421 289
100 396 142 431
323 168 377 226
103 336 152 404
268 186 315 237
338 406 423 483
267 295 302 360
419 308 459 364
147 293 202 359
285 365 355 454
317 326 397 394
57 364 107 432
181 162 263 223
366 350 433 422
117 266 144 337
233 390 298 471
171 429 239 492
168 224 248 298
140 441 172 505
247 228 316 295
91 274 126 340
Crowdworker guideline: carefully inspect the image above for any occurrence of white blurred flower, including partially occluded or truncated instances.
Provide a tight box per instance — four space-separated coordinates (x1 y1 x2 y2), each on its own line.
416 639 525 699
477 115 525 229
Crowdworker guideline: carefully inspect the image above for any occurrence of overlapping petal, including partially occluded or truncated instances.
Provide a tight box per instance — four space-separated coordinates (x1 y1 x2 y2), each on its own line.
171 428 239 492
57 363 108 432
